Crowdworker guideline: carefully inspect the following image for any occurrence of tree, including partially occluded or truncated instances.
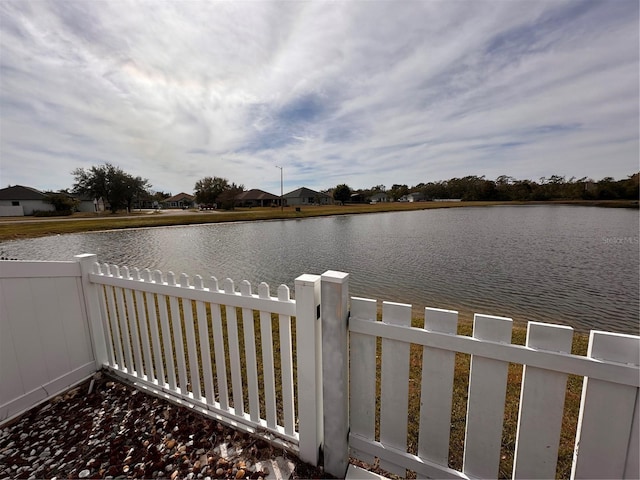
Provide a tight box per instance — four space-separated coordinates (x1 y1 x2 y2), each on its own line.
45 191 79 213
72 163 150 213
389 184 409 201
194 176 229 205
150 191 171 208
333 184 352 205
217 182 245 210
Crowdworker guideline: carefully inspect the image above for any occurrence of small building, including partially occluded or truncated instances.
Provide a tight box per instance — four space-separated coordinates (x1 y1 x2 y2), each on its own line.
350 193 367 204
163 193 195 209
370 192 389 203
399 192 424 203
283 187 332 206
0 185 55 216
234 189 280 208
73 194 106 213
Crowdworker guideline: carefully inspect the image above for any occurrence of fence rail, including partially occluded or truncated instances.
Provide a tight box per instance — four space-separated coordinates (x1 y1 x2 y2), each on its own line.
1 254 638 479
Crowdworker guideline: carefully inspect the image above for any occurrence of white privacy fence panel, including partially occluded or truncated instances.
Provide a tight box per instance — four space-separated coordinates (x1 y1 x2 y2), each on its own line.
87 261 322 460
0 260 95 423
346 295 640 480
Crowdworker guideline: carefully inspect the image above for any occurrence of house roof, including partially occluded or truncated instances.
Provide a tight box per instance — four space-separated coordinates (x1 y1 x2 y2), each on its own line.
235 189 279 201
0 185 47 200
164 192 194 202
283 187 329 198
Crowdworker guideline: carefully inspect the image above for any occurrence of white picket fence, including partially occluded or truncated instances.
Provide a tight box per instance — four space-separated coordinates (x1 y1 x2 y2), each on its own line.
83 257 324 466
340 299 640 479
1 254 639 479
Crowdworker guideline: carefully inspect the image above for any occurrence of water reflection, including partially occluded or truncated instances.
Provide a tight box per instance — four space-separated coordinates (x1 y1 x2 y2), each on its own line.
2 206 638 334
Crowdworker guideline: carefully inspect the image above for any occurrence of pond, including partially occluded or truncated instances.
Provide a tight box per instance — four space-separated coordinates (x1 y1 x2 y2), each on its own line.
2 205 638 334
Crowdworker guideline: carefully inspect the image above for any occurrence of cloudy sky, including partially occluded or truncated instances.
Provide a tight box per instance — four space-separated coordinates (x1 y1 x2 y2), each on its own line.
1 1 638 195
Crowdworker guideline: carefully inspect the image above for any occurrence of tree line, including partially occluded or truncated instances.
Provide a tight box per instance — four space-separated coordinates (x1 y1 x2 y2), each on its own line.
45 165 638 215
337 173 639 203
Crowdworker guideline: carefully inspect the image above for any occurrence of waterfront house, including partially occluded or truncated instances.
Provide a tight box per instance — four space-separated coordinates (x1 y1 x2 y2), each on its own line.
283 187 331 206
0 185 55 216
234 189 281 207
399 192 424 202
163 192 195 209
370 192 389 203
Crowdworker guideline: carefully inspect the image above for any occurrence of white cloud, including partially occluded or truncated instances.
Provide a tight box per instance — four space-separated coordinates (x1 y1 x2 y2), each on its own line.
1 0 637 195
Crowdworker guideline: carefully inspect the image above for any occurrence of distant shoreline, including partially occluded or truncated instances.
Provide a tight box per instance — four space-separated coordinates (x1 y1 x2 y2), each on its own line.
0 199 636 242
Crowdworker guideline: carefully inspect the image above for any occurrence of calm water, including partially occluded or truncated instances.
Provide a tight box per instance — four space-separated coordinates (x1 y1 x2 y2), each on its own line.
2 206 638 334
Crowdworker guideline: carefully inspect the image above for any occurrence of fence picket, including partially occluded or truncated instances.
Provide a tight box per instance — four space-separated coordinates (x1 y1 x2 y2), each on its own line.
241 281 261 423
155 270 177 391
571 331 640 479
379 301 412 477
180 274 202 401
278 284 295 436
210 277 229 411
132 269 155 383
194 275 215 405
103 265 124 370
258 283 277 429
112 266 135 374
167 273 189 395
142 269 164 385
418 308 458 466
96 267 116 367
513 322 573 479
349 297 378 464
463 314 513 479
224 279 245 416
122 267 145 379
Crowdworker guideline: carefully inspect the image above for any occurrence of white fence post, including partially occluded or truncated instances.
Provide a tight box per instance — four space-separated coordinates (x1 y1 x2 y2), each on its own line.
295 274 323 466
75 253 108 369
571 331 640 479
321 270 350 478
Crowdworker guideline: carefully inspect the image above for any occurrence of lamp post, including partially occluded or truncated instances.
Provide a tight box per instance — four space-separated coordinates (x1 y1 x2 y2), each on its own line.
276 165 283 211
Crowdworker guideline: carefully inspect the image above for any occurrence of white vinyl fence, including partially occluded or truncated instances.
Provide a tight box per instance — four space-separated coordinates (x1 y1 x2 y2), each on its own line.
0 257 97 423
86 259 323 464
1 254 639 480
321 277 640 479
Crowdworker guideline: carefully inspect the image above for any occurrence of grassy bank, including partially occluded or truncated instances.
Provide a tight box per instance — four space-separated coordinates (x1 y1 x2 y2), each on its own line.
0 200 635 242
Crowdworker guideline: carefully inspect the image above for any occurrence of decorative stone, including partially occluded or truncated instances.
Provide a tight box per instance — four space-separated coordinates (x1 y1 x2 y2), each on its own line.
79 469 90 478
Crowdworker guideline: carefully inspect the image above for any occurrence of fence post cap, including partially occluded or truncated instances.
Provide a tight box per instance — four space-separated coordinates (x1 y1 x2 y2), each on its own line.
295 273 321 285
321 270 349 283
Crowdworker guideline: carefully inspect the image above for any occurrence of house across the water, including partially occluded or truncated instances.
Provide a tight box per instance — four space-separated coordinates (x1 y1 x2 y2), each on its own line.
283 187 332 206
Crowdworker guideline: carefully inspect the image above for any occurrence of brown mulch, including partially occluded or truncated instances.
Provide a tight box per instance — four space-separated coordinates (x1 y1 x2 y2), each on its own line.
0 372 333 480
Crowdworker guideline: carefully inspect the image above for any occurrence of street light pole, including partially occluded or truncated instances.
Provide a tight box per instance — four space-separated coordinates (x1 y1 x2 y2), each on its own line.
276 165 283 211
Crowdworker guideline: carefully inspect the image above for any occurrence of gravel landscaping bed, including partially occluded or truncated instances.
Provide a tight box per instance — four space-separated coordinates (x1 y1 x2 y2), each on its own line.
0 372 331 480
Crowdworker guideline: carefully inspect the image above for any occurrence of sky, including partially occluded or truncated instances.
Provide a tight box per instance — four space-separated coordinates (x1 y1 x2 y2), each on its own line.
0 1 638 196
